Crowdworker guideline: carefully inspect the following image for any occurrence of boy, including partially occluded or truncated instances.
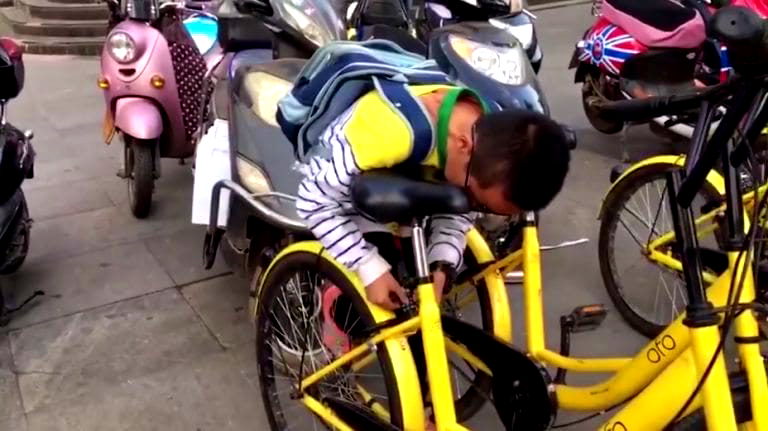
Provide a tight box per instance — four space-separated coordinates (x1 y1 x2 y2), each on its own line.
296 84 570 309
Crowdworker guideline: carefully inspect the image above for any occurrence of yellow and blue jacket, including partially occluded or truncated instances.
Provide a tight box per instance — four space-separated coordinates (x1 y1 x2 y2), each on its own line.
295 84 476 285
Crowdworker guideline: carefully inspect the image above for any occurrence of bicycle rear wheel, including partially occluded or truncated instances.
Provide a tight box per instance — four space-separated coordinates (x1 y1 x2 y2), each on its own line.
255 250 411 430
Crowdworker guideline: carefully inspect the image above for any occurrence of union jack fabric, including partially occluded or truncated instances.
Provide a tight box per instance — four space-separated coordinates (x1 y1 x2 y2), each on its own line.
579 18 645 75
719 46 733 82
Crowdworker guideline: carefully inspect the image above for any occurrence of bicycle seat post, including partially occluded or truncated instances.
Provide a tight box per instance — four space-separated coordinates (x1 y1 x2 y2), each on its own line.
410 217 430 280
410 216 461 428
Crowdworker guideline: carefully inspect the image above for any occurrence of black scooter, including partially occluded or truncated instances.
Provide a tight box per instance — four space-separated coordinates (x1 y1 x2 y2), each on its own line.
199 2 570 421
202 0 554 282
0 38 42 323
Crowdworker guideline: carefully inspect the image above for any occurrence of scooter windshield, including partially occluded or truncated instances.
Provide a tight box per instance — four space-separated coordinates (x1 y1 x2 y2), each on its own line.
271 0 346 46
183 14 218 54
126 0 159 20
430 21 549 114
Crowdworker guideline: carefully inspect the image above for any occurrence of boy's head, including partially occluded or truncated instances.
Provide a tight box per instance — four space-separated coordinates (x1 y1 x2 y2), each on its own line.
444 109 571 215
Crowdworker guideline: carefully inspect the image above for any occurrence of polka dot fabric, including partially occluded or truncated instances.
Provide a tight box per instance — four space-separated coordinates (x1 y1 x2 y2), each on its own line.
169 43 207 142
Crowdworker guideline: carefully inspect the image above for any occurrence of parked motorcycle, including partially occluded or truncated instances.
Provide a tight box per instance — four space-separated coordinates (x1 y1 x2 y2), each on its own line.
572 0 768 157
200 0 548 260
0 37 33 277
195 1 564 419
569 0 721 159
0 37 44 323
100 0 225 218
201 0 552 282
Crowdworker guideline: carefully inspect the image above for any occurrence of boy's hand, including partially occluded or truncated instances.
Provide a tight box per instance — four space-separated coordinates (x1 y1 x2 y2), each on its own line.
365 272 408 310
432 270 447 303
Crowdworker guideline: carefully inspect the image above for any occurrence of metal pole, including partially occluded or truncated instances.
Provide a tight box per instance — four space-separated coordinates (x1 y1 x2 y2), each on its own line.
411 221 429 279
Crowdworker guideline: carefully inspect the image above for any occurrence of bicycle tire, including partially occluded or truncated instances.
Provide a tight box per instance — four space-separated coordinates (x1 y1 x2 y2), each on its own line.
255 250 409 430
599 163 722 338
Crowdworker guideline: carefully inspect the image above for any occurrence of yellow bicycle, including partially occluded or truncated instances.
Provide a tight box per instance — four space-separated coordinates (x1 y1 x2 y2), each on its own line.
597 152 768 337
252 9 768 428
253 169 767 430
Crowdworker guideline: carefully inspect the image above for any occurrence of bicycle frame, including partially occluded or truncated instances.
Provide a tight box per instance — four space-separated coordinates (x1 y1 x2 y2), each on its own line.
285 209 767 431
645 180 768 280
269 77 768 431
478 214 767 430
290 223 477 431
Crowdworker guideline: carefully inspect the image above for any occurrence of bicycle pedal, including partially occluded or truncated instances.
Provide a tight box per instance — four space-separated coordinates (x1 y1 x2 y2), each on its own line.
565 304 608 333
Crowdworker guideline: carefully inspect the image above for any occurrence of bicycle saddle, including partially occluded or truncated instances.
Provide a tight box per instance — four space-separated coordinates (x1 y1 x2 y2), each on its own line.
351 170 470 224
711 6 768 74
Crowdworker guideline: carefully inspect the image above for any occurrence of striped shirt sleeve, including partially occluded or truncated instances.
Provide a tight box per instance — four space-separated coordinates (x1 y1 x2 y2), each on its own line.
427 213 474 269
295 114 391 286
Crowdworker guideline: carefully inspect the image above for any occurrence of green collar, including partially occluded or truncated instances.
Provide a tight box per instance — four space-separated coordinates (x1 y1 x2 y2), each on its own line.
435 88 490 169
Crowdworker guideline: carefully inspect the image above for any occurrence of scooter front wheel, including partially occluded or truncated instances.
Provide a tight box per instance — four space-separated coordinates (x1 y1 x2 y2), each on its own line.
125 137 155 219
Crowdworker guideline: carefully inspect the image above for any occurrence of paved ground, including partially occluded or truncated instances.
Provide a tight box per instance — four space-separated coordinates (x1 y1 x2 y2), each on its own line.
0 4 687 430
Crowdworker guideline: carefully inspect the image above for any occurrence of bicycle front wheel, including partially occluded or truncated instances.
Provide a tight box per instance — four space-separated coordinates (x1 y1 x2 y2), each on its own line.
599 163 723 337
255 248 416 430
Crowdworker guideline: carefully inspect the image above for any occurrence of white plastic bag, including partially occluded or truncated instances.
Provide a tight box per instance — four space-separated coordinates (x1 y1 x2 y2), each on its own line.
192 119 231 227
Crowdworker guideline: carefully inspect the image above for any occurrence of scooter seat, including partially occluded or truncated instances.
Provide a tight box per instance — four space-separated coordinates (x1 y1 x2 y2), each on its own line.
351 170 470 225
228 57 308 226
233 57 307 111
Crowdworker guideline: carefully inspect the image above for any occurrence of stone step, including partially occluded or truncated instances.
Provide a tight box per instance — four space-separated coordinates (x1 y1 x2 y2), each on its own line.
47 0 100 5
17 0 108 21
0 6 106 37
20 34 102 54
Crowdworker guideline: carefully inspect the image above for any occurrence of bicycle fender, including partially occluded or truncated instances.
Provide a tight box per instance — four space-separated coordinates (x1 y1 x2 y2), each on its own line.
256 240 427 431
598 155 726 220
466 228 513 343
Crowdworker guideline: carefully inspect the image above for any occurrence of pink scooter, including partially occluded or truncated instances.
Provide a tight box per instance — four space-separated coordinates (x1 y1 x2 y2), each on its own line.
99 0 224 218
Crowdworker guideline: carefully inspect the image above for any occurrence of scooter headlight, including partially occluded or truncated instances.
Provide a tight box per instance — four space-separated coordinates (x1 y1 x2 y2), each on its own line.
236 156 272 194
107 32 137 63
448 35 527 85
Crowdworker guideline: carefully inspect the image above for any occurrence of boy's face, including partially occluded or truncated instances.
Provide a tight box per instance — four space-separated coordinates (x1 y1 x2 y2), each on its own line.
444 123 521 216
465 177 520 215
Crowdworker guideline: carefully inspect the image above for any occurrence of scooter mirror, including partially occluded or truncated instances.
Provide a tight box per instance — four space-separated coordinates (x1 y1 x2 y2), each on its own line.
0 38 22 61
346 1 358 21
509 0 524 14
126 0 159 20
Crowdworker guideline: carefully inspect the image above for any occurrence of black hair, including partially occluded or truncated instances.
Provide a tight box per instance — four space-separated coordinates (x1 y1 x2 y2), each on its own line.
471 109 571 211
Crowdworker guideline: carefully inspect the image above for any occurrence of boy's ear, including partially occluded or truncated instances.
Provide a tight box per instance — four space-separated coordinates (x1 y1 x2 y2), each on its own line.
458 134 473 154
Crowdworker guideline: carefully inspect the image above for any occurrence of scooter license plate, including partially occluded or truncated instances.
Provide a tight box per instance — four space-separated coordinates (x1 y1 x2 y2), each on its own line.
102 110 116 144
